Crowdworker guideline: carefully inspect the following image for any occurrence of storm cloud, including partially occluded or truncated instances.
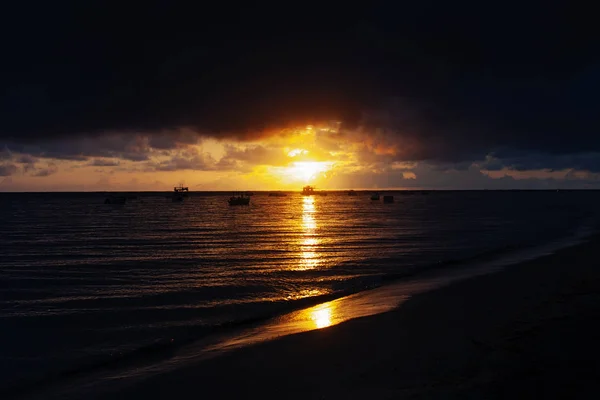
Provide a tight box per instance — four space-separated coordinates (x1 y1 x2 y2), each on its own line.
1 2 599 184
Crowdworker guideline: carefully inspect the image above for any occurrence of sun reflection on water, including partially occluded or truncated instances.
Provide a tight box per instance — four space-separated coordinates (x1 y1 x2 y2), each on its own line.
296 196 321 271
285 288 326 300
310 303 334 329
302 197 316 230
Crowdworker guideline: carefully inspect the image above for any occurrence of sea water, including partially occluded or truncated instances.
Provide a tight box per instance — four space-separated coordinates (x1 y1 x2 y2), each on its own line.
1 190 599 389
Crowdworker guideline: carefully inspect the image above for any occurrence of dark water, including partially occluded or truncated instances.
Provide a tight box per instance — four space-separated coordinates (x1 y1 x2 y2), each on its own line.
1 190 599 389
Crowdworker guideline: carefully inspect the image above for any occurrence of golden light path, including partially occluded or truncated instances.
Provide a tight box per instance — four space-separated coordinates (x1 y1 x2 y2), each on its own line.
298 196 319 271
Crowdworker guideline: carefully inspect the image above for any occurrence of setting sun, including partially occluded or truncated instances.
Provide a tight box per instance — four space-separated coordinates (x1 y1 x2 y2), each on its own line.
285 161 332 182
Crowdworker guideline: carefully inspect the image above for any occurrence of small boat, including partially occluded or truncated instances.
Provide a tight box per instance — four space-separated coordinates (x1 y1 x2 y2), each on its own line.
229 192 250 206
104 195 127 204
269 192 287 197
172 184 189 202
370 192 380 201
302 185 315 196
383 195 394 203
302 185 327 196
348 190 357 196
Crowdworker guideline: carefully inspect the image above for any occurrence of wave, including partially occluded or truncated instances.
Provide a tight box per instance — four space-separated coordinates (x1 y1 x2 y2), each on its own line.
3 220 597 398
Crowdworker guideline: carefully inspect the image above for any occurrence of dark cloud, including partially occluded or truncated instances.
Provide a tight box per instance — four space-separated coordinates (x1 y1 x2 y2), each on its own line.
0 2 598 177
146 130 200 150
146 148 217 172
89 159 120 167
32 166 58 177
16 154 38 164
0 148 12 160
22 163 36 174
0 163 18 176
356 78 600 163
2 134 157 161
480 152 600 173
220 145 289 167
21 161 59 177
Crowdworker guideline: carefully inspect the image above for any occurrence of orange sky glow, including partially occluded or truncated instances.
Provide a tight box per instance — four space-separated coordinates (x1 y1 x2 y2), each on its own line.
1 122 598 191
2 123 378 191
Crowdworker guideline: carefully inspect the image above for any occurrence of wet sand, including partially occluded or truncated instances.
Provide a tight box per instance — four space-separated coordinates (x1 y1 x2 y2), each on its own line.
33 235 600 399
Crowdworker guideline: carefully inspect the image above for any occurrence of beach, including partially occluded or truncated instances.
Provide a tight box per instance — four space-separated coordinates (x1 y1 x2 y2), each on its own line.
25 233 599 399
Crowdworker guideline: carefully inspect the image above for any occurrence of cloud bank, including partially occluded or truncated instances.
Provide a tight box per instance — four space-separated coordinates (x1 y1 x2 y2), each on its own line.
1 3 598 189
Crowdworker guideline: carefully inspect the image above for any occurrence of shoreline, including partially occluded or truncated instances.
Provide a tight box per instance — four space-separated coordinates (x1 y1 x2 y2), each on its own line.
6 226 590 398
27 233 600 399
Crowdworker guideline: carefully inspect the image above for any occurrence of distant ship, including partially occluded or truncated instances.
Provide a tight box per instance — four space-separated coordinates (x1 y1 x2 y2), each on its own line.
348 190 357 196
172 184 189 202
301 186 327 196
228 192 250 206
370 192 380 201
302 185 315 195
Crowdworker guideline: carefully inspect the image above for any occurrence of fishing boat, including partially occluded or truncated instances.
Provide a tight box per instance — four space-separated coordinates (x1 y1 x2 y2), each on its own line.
172 184 189 202
302 185 327 196
302 185 315 195
228 192 250 205
370 192 380 201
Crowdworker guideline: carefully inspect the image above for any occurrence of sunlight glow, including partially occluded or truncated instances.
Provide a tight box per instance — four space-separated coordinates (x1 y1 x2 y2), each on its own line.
285 161 332 183
300 251 319 270
287 148 309 157
302 197 316 230
285 288 326 300
311 305 333 329
294 196 321 271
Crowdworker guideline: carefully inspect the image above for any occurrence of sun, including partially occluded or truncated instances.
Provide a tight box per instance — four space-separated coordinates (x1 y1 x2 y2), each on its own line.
269 160 332 184
286 161 331 182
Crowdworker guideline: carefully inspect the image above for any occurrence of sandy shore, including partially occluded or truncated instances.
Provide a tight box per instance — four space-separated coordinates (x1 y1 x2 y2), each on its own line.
30 235 600 399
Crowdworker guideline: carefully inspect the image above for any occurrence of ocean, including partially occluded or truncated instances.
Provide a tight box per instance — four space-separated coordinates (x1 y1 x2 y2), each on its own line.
1 190 599 391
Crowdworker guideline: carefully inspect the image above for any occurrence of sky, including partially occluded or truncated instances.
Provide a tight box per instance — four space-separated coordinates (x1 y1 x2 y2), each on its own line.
1 2 599 191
